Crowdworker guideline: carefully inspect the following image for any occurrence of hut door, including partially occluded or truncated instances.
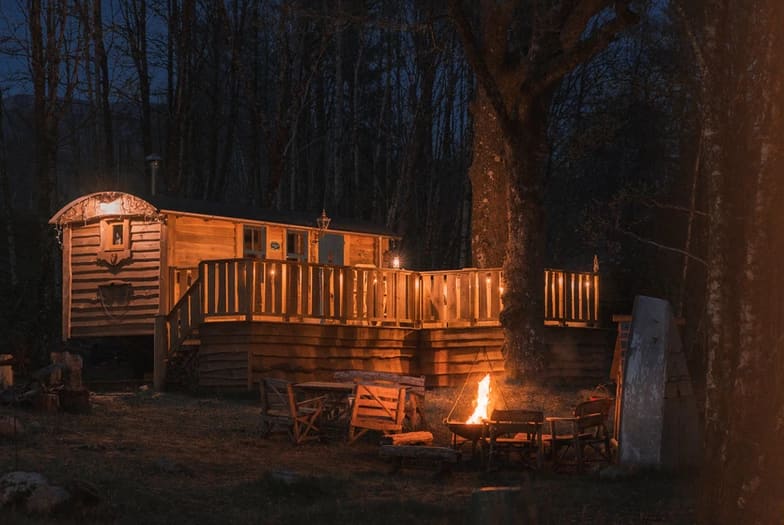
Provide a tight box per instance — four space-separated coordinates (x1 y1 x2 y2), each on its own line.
318 234 344 266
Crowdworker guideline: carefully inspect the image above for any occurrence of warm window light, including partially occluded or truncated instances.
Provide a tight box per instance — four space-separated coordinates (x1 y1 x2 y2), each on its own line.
270 269 276 276
392 256 401 269
558 276 563 285
98 199 122 215
485 275 491 284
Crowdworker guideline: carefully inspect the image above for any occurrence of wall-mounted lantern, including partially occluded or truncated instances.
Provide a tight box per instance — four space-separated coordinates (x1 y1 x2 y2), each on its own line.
313 209 331 244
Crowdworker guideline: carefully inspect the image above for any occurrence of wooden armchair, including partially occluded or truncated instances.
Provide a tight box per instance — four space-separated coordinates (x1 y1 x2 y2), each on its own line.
348 383 406 444
259 377 325 445
547 398 614 472
486 409 545 471
334 370 426 430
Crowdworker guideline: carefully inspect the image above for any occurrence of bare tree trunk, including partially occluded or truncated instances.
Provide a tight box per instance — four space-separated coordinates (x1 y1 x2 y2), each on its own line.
29 0 81 354
678 1 784 521
332 0 343 210
120 0 152 159
0 91 16 287
92 0 114 176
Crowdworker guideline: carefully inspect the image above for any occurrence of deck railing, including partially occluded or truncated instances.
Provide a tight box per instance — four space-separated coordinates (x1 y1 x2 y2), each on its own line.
162 259 600 358
543 268 600 325
169 259 598 328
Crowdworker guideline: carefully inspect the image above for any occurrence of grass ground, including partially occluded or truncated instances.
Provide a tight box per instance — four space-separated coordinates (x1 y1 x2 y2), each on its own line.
0 384 696 524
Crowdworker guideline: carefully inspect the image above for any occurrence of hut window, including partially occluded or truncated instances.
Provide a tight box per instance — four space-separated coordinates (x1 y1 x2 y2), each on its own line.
97 219 131 267
100 219 130 252
243 225 266 259
112 224 124 246
286 230 308 262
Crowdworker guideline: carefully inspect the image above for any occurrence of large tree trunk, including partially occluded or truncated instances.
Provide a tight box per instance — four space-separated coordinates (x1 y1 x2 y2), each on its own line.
450 0 637 379
686 0 784 522
465 0 510 269
469 91 508 268
500 109 548 381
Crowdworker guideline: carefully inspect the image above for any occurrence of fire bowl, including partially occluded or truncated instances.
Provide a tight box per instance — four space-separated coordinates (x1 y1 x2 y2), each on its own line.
445 421 486 441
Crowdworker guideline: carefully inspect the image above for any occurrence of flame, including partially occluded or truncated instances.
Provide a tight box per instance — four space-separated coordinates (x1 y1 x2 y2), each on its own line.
465 373 491 424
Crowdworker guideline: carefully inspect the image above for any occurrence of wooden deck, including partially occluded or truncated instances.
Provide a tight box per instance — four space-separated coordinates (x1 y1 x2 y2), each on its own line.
156 259 605 389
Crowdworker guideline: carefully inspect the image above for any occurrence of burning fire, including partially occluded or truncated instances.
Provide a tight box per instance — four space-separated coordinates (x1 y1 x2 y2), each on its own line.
465 373 491 424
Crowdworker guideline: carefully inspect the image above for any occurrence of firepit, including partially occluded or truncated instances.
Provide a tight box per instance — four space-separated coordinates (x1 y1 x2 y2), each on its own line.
444 373 493 458
445 421 486 442
445 421 487 459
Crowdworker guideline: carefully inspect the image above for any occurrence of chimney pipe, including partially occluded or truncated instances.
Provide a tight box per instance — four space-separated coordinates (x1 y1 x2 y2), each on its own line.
145 154 162 196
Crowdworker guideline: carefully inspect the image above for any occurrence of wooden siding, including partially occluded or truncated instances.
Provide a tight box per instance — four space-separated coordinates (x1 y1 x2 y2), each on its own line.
199 321 418 389
196 322 613 390
266 225 285 260
168 215 237 268
68 220 161 338
347 235 376 266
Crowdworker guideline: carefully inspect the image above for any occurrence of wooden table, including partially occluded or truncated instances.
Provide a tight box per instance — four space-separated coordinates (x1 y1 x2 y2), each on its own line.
294 381 356 437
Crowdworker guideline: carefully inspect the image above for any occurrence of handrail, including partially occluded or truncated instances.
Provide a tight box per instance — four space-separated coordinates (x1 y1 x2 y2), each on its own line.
165 259 600 355
166 276 203 355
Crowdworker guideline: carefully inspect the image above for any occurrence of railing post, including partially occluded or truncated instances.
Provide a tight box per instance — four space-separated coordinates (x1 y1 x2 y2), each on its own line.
244 260 253 322
154 314 168 391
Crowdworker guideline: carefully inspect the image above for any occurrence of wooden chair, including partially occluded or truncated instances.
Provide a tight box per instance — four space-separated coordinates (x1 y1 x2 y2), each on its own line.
486 409 544 471
547 398 614 472
347 383 406 444
334 370 426 430
259 377 325 445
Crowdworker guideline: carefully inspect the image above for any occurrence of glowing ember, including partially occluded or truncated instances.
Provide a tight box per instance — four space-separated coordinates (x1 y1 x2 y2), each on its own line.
465 373 491 424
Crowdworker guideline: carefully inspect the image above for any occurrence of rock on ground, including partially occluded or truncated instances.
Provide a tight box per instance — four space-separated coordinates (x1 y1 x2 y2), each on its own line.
0 471 48 506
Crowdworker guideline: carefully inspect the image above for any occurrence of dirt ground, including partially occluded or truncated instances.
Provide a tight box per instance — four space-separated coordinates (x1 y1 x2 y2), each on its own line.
0 384 696 524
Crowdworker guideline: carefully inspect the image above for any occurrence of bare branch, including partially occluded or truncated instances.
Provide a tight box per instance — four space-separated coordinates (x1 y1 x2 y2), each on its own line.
644 199 709 217
618 227 707 266
521 1 638 103
446 0 516 138
559 0 614 50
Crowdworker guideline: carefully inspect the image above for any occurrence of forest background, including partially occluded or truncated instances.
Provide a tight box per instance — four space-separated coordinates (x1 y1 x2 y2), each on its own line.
1 1 783 522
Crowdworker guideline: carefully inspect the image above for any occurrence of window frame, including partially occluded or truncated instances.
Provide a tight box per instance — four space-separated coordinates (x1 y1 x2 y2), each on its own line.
99 219 130 252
